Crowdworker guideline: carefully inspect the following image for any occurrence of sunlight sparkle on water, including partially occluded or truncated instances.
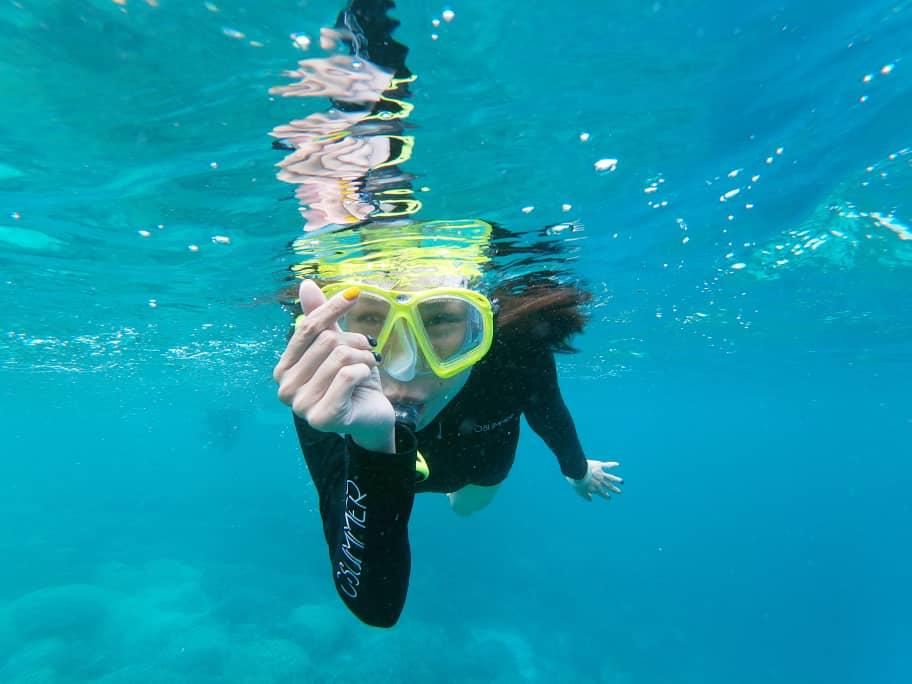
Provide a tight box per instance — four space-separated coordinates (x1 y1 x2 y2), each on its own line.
871 212 912 241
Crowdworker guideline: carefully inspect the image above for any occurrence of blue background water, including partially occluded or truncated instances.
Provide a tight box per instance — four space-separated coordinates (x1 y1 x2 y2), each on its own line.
2 1 911 682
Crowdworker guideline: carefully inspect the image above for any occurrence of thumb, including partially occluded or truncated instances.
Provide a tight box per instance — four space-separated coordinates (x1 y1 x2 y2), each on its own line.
298 279 328 316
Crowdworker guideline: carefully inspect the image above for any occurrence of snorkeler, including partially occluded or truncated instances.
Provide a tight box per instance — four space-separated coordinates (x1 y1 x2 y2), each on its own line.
273 269 622 627
271 1 623 627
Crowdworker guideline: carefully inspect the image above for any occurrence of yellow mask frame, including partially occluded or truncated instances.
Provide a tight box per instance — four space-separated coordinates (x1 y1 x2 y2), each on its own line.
321 282 494 379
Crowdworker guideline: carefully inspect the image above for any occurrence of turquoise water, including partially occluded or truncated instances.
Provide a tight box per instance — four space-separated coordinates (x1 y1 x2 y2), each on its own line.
2 0 911 681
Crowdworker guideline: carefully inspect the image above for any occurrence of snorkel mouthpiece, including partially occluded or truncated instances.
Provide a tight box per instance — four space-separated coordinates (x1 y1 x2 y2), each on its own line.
392 402 420 430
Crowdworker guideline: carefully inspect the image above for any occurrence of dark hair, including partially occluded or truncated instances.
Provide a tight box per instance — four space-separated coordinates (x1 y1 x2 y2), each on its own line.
491 272 591 354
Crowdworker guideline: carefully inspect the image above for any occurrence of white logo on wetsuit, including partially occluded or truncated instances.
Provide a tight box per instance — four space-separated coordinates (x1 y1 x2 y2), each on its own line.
336 479 367 599
473 413 515 433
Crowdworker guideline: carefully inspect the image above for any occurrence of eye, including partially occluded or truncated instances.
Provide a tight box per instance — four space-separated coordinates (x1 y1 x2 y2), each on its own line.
425 314 463 327
354 312 385 324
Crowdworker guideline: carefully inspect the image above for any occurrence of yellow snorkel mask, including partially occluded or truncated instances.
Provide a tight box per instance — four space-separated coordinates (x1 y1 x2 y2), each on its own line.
321 282 494 380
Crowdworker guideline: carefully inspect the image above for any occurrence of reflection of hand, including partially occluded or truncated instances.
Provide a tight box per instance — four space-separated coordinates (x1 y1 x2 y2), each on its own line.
294 178 375 231
271 110 362 145
268 28 412 233
273 281 395 453
275 135 393 231
269 54 394 103
278 136 391 178
568 460 624 502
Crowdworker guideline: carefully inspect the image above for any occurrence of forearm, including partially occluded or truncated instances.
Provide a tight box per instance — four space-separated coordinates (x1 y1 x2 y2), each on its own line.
294 416 417 627
526 399 588 480
521 355 588 480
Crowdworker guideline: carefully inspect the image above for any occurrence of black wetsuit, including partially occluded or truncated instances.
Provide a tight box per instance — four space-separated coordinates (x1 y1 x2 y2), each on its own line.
293 334 588 627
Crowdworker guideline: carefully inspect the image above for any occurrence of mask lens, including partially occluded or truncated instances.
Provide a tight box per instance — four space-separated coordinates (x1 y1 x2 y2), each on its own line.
337 292 391 339
416 296 484 362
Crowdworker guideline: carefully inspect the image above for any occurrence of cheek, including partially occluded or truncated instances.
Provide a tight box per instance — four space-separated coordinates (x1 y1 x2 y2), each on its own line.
417 377 455 400
428 374 470 406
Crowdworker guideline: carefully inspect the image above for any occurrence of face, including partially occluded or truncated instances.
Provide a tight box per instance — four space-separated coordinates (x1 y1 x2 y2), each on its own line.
339 286 477 429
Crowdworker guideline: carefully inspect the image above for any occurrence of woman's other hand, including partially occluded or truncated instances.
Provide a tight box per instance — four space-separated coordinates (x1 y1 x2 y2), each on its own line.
273 280 396 453
569 460 623 502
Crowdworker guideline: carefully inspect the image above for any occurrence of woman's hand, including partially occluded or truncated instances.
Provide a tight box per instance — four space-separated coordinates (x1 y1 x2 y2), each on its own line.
569 460 623 502
273 280 396 453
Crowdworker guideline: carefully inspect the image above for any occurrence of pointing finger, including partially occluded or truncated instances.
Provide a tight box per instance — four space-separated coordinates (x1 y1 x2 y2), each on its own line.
298 280 362 326
274 283 362 380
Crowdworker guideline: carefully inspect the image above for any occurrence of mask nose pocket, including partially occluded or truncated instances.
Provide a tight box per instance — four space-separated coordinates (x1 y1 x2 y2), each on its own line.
382 319 419 382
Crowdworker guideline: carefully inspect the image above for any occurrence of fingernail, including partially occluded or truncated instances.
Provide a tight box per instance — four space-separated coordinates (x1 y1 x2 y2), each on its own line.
342 286 361 301
372 351 383 363
366 335 378 347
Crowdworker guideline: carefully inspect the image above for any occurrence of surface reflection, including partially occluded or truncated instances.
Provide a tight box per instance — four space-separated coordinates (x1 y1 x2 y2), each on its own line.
269 24 419 233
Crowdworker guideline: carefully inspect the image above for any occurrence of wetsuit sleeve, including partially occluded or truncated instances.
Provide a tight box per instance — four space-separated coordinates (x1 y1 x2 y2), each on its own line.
521 352 589 481
294 415 416 628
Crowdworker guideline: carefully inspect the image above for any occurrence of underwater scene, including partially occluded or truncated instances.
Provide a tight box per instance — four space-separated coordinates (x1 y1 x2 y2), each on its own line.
1 0 911 682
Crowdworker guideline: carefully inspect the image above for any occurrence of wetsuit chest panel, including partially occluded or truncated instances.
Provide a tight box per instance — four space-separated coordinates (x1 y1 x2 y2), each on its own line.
415 362 524 492
415 415 521 492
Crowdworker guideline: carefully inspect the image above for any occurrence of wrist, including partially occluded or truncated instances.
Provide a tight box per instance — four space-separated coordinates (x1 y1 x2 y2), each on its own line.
351 425 396 454
566 461 593 488
351 428 396 454
565 467 592 489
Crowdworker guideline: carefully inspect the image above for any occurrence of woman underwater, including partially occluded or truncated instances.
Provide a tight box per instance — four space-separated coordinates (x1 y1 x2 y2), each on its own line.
271 0 623 627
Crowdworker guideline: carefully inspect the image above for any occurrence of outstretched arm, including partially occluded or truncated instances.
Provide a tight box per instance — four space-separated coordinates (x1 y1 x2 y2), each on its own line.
522 353 623 501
